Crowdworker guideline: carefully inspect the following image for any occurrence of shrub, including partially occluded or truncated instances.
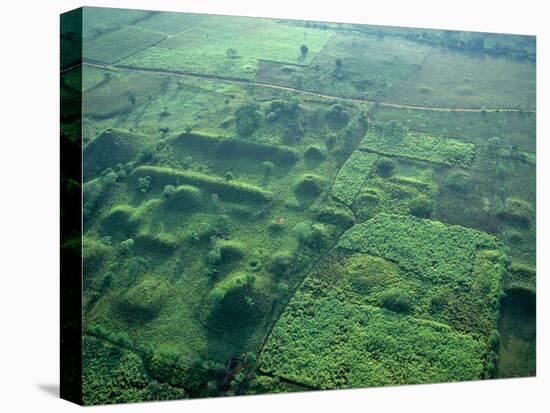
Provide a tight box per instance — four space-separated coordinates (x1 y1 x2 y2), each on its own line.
380 288 413 313
137 176 152 193
235 103 261 137
304 145 327 161
373 158 396 178
497 198 533 226
162 184 202 210
217 240 245 263
444 171 474 193
269 252 293 277
120 238 135 254
293 221 329 250
101 205 138 236
118 276 170 321
409 196 434 218
325 104 350 128
294 174 325 198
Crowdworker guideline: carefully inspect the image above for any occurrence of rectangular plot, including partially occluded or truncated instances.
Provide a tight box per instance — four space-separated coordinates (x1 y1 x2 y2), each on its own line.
331 151 378 205
360 126 475 167
260 288 485 389
338 213 498 283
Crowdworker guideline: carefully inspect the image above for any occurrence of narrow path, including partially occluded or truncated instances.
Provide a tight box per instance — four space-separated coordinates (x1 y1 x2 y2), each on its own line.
81 61 535 114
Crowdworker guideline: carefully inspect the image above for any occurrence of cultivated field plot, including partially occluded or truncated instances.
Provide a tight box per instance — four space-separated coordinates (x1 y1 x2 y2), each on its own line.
360 123 475 167
260 215 505 388
63 6 537 405
119 16 332 80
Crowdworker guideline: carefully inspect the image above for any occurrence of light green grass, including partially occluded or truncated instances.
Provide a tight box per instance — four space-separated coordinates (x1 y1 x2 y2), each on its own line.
132 11 210 35
83 26 167 63
385 48 536 109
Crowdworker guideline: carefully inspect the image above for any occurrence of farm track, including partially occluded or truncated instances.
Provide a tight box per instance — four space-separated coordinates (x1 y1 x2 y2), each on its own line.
79 61 536 114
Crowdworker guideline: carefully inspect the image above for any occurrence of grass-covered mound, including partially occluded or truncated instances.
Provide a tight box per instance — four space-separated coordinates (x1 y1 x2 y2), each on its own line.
132 166 272 203
117 276 173 323
294 174 326 198
162 184 203 211
84 129 148 179
209 272 271 324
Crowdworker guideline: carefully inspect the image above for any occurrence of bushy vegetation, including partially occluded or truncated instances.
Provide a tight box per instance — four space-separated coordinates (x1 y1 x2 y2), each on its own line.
331 151 378 205
361 123 475 167
261 287 485 389
339 213 499 283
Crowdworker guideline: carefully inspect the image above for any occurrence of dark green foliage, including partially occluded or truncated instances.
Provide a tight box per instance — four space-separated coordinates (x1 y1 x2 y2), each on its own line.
162 184 202 210
117 276 171 322
373 158 396 177
216 137 299 165
82 335 187 405
101 205 138 237
294 174 325 198
444 171 475 193
325 104 350 129
313 205 355 228
293 221 329 250
304 145 327 161
83 238 113 275
409 196 434 218
210 273 270 323
235 103 262 137
497 198 533 227
380 288 413 313
261 288 485 389
146 350 206 393
269 251 293 277
84 129 148 179
137 176 152 193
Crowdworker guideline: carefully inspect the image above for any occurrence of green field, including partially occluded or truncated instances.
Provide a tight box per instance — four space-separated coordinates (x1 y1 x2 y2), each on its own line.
385 48 536 109
62 7 537 405
83 26 167 63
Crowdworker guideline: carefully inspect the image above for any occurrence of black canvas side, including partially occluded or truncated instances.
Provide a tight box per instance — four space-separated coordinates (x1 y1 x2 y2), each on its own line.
60 7 83 406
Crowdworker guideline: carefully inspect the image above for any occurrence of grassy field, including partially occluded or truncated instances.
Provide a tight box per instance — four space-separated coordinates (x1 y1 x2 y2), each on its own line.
370 106 536 151
132 11 210 35
120 16 332 80
83 26 167 63
385 48 536 109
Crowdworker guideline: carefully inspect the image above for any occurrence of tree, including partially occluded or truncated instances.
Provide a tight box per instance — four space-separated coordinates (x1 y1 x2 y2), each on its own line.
235 103 261 137
120 238 134 254
226 48 238 58
300 44 309 56
335 58 343 69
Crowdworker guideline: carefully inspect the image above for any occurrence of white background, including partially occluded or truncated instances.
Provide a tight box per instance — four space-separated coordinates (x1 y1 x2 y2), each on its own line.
0 0 547 411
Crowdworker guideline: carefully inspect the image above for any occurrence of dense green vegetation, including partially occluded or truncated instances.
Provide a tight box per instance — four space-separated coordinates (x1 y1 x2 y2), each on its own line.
67 7 536 405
